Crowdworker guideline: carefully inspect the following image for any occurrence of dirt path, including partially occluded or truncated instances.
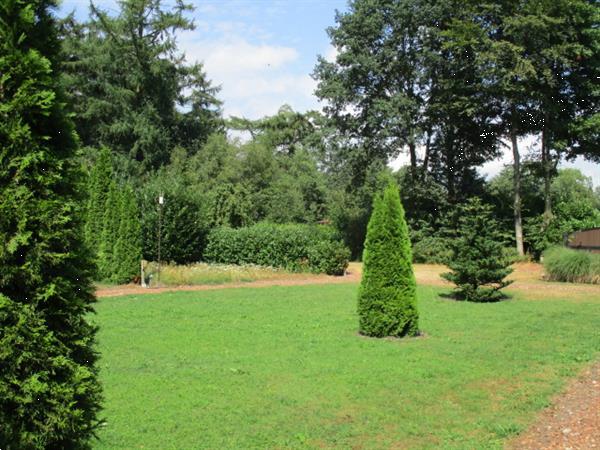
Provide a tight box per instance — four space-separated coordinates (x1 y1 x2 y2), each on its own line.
96 262 600 300
507 361 600 450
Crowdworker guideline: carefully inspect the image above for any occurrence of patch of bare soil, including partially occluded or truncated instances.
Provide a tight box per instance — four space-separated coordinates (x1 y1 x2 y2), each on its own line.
507 361 600 450
96 262 600 300
96 269 362 298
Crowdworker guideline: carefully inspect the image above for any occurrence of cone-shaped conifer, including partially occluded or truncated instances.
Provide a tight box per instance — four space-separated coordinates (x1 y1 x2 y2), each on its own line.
442 198 513 302
97 181 121 280
358 183 418 337
84 146 113 258
0 1 101 446
114 184 142 283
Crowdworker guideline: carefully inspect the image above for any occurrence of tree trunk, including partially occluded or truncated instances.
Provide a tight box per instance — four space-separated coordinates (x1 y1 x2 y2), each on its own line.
408 139 417 180
422 127 432 174
541 126 553 227
510 130 524 256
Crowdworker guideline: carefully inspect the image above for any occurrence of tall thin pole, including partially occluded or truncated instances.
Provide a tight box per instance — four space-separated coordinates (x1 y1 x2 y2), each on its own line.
157 193 164 286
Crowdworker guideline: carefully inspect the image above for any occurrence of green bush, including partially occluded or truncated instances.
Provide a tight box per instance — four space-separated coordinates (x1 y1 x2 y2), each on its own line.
308 240 351 275
140 174 209 264
442 198 513 302
203 223 349 275
412 236 453 264
543 246 600 284
357 183 419 338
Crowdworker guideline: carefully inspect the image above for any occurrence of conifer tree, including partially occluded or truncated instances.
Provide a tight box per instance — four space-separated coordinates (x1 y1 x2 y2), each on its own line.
98 181 122 280
358 183 418 337
114 184 142 283
0 0 101 446
442 198 513 302
84 146 113 256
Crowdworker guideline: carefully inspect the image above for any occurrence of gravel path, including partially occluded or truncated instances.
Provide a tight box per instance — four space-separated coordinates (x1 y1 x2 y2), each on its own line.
507 362 600 450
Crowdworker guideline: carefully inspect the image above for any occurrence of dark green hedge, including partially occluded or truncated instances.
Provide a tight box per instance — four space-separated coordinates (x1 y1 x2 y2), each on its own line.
203 223 350 275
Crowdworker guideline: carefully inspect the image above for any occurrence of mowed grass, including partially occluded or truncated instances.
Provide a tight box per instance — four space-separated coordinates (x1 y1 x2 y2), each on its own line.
94 284 600 449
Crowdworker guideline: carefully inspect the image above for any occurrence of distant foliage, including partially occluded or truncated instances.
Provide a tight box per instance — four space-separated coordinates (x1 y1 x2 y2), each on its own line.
526 201 600 258
204 223 350 275
442 198 513 302
140 173 209 264
543 247 600 284
412 236 453 264
357 183 418 338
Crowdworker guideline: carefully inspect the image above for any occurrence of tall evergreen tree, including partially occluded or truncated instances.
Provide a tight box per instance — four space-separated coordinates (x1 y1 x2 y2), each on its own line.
60 0 223 173
114 184 142 283
0 0 101 446
84 146 113 257
358 183 418 338
98 181 122 280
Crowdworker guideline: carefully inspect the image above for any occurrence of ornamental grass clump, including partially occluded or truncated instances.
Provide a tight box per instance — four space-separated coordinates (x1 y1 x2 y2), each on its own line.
543 246 600 284
442 198 513 302
357 183 418 338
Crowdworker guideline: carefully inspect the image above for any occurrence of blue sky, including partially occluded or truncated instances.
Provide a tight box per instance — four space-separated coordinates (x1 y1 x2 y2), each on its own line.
56 1 598 185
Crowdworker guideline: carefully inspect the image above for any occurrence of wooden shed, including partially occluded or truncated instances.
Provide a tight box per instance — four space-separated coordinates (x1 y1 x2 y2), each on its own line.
565 227 600 253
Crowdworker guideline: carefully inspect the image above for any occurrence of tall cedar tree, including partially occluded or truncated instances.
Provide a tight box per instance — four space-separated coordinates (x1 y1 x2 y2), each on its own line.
84 146 113 258
358 183 418 337
0 0 101 447
114 184 142 283
442 198 513 302
98 181 121 280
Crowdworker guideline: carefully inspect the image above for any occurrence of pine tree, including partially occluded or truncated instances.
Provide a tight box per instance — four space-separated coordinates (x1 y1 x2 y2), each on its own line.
114 184 142 283
358 183 418 337
442 198 513 302
0 0 101 446
97 181 122 280
84 146 113 258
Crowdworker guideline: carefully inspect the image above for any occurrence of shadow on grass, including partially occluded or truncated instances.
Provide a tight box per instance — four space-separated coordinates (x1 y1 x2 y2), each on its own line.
438 291 512 303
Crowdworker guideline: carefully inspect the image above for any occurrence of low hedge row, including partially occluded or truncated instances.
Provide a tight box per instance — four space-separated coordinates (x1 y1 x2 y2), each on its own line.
543 246 600 284
203 223 350 275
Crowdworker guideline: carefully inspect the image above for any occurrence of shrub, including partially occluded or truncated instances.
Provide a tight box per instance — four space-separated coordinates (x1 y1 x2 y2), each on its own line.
543 246 600 284
502 247 532 264
357 183 419 338
140 174 209 264
308 240 351 275
442 198 513 302
412 236 453 264
203 223 349 275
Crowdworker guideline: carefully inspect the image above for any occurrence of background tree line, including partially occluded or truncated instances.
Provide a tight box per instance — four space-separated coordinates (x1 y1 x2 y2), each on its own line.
59 0 598 282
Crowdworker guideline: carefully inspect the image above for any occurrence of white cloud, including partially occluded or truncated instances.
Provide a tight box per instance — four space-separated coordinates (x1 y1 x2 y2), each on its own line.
179 33 317 119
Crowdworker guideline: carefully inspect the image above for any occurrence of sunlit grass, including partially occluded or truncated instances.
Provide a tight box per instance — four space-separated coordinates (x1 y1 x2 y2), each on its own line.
94 284 600 449
144 262 307 286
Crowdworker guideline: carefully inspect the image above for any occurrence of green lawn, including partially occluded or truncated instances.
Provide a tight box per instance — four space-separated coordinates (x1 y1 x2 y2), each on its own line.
94 284 600 449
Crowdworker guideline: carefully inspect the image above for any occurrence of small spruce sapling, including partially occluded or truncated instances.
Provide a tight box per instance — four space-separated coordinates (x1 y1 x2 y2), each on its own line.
442 198 513 302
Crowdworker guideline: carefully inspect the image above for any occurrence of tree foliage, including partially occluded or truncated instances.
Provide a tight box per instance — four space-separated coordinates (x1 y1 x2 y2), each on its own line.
0 1 101 446
358 183 418 338
60 0 222 174
442 198 513 302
